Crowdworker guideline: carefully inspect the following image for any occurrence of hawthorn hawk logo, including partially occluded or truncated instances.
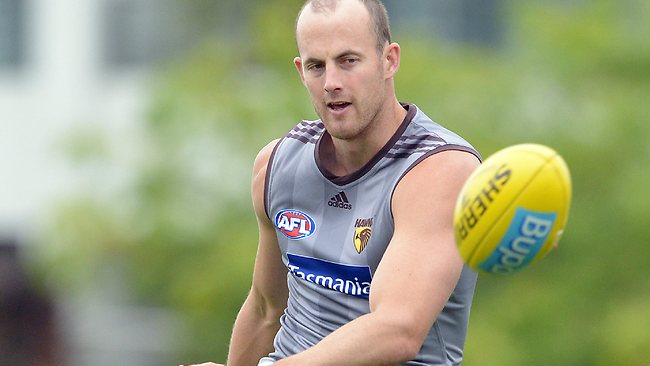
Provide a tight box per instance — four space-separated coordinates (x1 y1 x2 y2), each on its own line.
353 217 373 254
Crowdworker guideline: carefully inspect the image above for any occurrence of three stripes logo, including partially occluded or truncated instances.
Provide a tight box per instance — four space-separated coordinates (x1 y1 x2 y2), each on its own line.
328 191 352 210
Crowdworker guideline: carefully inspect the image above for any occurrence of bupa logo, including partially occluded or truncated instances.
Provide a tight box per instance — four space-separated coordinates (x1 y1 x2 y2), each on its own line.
275 209 316 239
479 208 557 274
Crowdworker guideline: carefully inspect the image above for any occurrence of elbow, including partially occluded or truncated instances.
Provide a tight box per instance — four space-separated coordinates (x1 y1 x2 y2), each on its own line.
367 300 431 361
394 332 423 362
380 319 426 362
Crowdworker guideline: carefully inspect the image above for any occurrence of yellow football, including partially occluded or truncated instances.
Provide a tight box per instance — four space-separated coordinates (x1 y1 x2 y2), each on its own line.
454 143 572 274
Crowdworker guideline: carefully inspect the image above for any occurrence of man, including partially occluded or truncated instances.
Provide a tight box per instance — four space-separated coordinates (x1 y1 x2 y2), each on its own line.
187 0 480 364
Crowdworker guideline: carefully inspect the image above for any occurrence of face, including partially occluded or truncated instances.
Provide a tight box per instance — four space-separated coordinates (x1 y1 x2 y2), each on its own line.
294 0 398 141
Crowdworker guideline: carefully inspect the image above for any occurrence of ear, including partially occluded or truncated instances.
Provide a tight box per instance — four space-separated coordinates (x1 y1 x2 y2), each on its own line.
383 42 401 79
294 56 306 85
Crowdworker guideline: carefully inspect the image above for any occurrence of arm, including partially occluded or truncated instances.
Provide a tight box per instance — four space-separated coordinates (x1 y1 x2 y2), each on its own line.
227 139 288 366
275 150 479 366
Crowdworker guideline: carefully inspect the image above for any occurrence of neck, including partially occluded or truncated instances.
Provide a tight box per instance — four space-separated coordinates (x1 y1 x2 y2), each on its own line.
322 99 407 177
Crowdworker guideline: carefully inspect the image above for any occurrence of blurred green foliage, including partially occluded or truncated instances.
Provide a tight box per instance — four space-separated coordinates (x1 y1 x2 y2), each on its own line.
36 0 649 365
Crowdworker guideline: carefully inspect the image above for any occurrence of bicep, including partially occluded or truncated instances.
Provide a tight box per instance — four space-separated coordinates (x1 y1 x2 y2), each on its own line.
369 150 479 338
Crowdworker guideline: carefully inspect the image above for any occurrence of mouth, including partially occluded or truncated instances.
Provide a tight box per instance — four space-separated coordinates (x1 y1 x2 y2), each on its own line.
327 101 352 113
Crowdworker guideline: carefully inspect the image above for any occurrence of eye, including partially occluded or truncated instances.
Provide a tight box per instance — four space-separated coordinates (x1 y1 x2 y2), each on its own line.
306 63 324 71
340 57 360 68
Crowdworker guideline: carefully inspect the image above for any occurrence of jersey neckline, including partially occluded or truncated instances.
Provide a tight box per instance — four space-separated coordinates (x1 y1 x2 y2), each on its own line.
314 103 417 186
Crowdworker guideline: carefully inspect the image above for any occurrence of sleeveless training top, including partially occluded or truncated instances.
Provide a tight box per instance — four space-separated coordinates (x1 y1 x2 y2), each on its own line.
264 103 480 365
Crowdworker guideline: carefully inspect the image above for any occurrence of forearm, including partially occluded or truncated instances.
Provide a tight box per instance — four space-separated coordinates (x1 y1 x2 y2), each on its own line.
275 311 419 366
227 294 282 366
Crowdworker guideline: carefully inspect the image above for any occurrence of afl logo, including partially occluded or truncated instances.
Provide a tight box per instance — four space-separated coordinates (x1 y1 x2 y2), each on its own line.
275 209 316 240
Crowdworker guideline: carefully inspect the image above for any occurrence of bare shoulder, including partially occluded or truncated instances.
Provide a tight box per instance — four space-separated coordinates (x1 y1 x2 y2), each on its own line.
253 138 282 177
392 150 480 223
398 149 479 191
252 139 282 221
414 149 479 177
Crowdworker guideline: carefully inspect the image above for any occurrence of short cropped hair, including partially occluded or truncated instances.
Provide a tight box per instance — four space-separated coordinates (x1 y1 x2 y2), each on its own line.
296 0 392 53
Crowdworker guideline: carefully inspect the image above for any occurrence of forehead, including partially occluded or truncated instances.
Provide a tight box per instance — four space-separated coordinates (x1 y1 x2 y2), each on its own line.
296 0 375 57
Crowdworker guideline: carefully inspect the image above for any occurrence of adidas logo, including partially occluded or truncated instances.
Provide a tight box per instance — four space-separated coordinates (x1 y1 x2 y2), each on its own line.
328 191 352 210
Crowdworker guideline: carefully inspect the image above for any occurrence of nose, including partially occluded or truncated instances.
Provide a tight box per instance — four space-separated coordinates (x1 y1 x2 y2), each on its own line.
323 66 343 93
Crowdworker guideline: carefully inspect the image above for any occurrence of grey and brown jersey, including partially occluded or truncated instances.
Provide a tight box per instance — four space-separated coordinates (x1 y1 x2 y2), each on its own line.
264 103 480 365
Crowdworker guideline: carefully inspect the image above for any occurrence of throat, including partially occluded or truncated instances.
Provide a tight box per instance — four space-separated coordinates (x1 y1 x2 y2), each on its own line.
317 131 378 178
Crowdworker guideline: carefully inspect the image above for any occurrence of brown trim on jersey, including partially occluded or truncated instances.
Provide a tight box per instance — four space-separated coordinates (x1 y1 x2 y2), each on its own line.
387 134 447 159
286 133 320 144
263 138 284 220
286 121 324 144
388 144 483 219
315 103 418 186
